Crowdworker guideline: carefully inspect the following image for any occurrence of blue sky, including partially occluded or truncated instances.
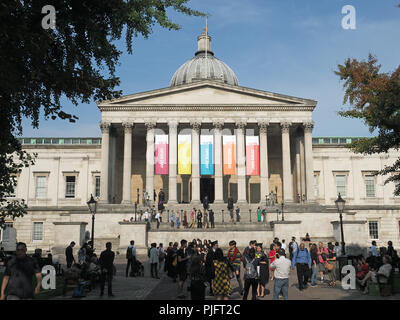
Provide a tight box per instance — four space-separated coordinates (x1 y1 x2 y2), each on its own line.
21 0 400 138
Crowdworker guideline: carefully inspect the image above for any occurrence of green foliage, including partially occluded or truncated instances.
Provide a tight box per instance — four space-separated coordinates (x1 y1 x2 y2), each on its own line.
0 1 205 228
335 54 400 195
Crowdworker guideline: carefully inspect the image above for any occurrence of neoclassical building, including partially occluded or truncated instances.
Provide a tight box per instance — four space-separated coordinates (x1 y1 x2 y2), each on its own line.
3 30 400 254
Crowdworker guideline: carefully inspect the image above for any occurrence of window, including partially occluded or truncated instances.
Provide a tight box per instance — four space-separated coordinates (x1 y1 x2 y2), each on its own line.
313 174 319 198
65 176 76 198
1 223 13 242
36 176 47 198
7 176 17 197
33 222 43 241
369 221 379 240
95 176 101 198
336 175 346 197
365 175 376 198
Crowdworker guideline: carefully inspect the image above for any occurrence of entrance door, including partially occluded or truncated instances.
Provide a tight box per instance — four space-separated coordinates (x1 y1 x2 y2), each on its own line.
200 177 215 203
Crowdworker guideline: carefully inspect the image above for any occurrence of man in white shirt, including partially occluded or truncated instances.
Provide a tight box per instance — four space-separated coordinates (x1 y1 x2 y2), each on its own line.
143 210 149 222
281 240 287 251
270 249 291 300
155 212 161 229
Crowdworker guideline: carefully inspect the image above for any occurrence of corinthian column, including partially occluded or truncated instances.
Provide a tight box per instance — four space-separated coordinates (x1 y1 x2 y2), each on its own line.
236 120 247 204
190 121 201 204
168 121 178 204
281 122 293 203
121 122 133 205
145 122 156 206
99 122 111 203
213 121 224 204
303 121 315 203
258 121 269 204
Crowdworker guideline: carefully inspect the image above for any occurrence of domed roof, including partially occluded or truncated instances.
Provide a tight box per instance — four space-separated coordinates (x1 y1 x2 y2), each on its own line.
170 30 239 87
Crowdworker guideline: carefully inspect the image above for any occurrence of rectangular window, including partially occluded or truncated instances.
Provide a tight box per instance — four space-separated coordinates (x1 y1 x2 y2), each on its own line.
33 222 43 241
365 175 376 198
7 176 17 197
336 175 346 197
369 221 379 240
313 174 318 198
65 176 76 198
1 223 13 242
36 176 47 199
95 176 101 198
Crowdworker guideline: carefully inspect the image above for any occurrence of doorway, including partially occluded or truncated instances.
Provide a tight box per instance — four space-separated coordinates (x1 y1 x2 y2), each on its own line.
200 177 215 203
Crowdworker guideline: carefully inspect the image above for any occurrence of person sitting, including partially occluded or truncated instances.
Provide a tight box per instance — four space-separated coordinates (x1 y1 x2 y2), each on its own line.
356 255 369 291
87 255 101 290
359 255 392 294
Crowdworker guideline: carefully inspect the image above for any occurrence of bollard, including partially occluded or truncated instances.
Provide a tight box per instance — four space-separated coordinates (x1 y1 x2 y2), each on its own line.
167 209 170 223
249 209 252 223
222 209 224 223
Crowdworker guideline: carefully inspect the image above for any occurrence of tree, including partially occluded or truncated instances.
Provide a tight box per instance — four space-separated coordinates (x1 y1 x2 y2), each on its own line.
0 1 205 228
335 54 400 194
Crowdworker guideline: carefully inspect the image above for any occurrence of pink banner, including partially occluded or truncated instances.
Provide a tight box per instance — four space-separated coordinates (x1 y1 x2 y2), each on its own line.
155 135 169 175
246 136 260 176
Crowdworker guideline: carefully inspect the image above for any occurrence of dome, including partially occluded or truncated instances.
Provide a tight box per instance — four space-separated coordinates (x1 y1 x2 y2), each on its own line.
170 30 239 87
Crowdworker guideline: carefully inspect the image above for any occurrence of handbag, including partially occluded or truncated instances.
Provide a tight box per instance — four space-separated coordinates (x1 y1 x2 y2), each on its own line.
325 262 334 271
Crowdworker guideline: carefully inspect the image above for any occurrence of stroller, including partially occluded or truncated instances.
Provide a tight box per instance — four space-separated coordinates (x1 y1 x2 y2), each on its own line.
131 258 145 277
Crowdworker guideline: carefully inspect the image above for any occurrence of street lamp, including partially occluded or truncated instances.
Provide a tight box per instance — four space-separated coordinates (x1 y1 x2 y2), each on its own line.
87 194 97 249
335 193 346 256
134 202 137 222
281 202 285 221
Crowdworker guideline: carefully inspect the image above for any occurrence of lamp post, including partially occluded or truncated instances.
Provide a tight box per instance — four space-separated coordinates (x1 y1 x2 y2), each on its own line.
335 193 346 256
134 202 137 222
281 202 284 221
87 194 97 249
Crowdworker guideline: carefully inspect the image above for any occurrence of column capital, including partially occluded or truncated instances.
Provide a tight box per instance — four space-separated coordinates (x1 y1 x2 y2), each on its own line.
258 121 270 134
212 120 224 131
303 121 314 133
168 120 178 129
122 122 134 134
190 121 201 133
145 122 156 131
235 120 247 129
280 122 291 133
99 122 111 133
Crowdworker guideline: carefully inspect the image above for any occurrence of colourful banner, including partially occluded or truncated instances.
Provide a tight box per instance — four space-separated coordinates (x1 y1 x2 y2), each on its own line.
178 135 191 175
246 136 260 176
223 135 236 175
200 135 214 175
155 135 169 175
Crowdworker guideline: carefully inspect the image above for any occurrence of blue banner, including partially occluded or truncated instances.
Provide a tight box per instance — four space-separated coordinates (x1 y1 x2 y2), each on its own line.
200 136 214 175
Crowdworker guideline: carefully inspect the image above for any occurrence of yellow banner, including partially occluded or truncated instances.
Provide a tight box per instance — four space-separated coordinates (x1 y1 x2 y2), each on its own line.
178 135 191 175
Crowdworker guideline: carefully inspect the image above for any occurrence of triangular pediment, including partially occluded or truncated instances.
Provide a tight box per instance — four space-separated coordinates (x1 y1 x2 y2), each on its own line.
98 80 317 108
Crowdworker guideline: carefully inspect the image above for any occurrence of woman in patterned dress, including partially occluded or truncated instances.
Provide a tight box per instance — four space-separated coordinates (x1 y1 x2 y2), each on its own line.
212 248 232 300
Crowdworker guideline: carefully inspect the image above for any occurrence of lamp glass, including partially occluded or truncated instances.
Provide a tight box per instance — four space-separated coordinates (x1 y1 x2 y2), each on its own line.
335 193 346 212
87 194 97 214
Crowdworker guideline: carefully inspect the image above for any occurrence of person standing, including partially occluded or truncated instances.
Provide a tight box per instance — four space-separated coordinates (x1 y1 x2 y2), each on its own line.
203 210 209 229
177 240 190 299
143 209 149 222
212 248 232 300
182 211 188 228
289 237 298 261
281 240 287 251
189 208 196 228
65 241 75 268
243 248 259 300
291 243 312 291
189 256 206 300
0 242 42 300
256 207 261 223
227 240 244 295
99 242 115 297
149 243 160 279
197 210 203 229
170 210 175 228
158 243 166 272
155 211 161 229
255 243 269 298
209 209 215 229
176 213 181 229
268 243 277 281
126 240 137 277
326 244 337 287
227 195 234 222
317 242 328 284
235 206 240 223
205 241 218 296
310 243 319 287
203 195 209 212
271 249 291 300
78 243 87 265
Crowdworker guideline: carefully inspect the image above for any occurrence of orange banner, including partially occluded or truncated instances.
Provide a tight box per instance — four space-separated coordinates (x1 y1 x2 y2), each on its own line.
223 135 236 175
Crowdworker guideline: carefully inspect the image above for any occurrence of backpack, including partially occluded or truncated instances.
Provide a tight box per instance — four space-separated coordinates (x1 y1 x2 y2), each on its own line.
244 258 257 279
126 247 133 259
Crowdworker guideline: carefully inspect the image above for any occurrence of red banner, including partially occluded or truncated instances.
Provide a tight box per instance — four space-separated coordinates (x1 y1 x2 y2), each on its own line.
246 136 259 176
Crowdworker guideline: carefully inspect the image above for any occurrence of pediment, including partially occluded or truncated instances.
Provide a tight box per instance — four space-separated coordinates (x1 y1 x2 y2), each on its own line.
98 80 317 108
